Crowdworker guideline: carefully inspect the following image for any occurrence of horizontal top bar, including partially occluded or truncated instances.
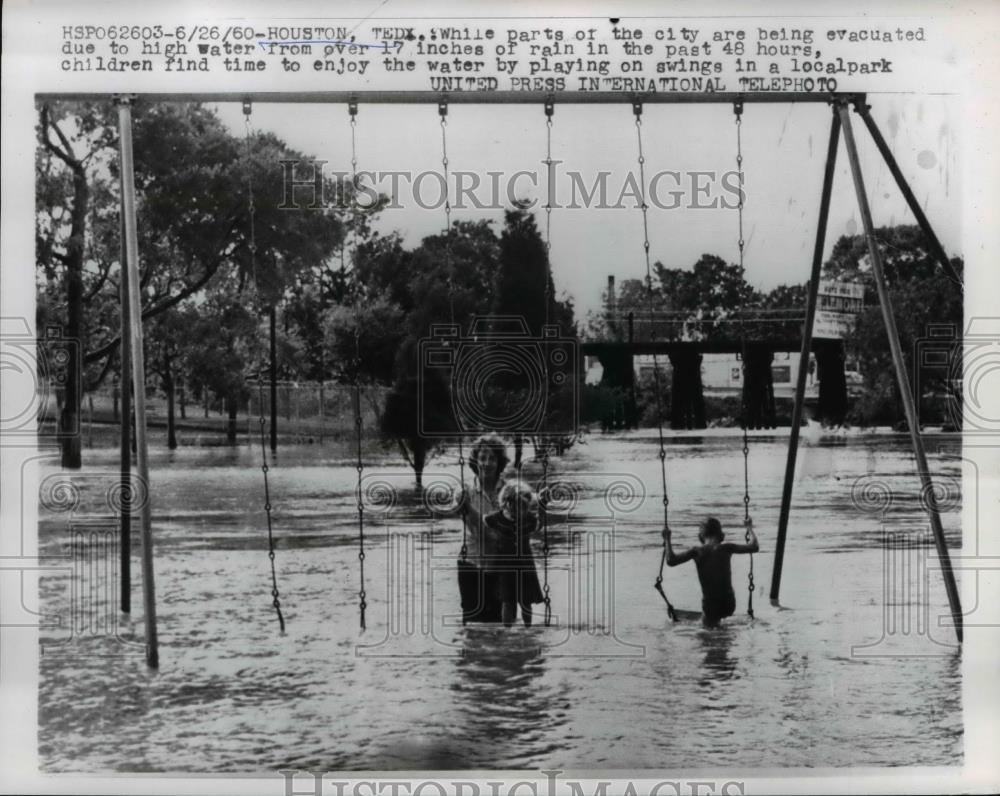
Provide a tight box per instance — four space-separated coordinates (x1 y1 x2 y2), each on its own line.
36 90 866 106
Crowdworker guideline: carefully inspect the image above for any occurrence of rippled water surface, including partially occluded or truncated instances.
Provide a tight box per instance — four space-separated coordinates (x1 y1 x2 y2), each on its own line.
37 431 963 771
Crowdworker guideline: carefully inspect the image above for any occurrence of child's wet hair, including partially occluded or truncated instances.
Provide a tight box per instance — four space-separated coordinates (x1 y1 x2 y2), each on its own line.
699 516 724 542
498 481 537 513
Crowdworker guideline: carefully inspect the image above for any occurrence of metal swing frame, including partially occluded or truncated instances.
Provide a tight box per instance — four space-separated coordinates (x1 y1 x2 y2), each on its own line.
54 89 961 666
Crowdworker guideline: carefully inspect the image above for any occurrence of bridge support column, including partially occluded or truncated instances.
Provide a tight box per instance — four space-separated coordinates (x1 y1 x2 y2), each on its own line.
741 346 777 430
667 350 705 430
597 349 637 430
814 339 848 426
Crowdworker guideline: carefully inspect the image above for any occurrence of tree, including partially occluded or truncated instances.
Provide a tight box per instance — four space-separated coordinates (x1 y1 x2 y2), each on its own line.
323 292 406 421
147 303 200 449
492 203 578 463
654 254 759 340
379 342 453 492
824 225 963 427
184 289 260 444
36 100 346 463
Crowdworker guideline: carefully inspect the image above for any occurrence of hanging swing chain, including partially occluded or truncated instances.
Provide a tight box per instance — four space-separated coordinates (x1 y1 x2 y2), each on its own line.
244 100 285 634
540 98 555 626
349 100 367 630
734 100 754 618
439 100 470 561
634 103 675 621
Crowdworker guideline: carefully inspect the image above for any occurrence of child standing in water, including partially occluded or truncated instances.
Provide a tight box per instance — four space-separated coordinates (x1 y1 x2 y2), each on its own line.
486 481 545 627
664 516 758 627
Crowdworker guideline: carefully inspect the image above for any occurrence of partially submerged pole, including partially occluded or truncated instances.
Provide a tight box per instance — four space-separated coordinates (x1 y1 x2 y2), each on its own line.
770 107 840 604
838 103 963 644
116 96 159 667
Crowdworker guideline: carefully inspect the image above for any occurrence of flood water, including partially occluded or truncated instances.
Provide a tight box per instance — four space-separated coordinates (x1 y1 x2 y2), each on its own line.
36 430 963 771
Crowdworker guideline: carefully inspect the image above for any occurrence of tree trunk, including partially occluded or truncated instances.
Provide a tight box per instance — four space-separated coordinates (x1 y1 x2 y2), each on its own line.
225 391 239 445
178 379 186 420
413 441 426 492
164 355 177 450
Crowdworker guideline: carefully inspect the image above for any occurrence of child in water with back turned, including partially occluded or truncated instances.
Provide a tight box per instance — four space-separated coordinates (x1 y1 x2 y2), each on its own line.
663 516 758 627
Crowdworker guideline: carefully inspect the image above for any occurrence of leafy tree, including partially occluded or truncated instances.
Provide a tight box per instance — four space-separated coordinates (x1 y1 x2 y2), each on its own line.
36 100 346 463
379 342 453 492
184 288 260 444
598 276 666 342
492 203 578 463
824 225 963 427
147 302 200 449
323 293 407 412
654 254 759 340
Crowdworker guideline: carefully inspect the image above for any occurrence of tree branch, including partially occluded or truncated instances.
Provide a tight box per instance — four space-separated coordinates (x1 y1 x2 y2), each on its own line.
83 259 113 302
40 106 81 173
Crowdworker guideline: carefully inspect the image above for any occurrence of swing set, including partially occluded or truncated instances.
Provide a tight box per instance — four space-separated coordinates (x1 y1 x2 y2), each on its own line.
50 89 963 667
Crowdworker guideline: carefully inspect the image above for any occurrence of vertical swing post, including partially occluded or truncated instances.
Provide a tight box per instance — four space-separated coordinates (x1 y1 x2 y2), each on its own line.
118 196 132 614
116 96 159 667
770 105 841 604
837 103 963 644
852 99 963 287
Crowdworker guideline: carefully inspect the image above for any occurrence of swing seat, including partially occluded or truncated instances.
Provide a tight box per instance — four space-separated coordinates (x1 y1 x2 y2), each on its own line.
668 607 704 623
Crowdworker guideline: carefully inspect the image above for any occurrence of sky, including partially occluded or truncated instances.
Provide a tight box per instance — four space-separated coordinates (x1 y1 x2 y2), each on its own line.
212 94 960 320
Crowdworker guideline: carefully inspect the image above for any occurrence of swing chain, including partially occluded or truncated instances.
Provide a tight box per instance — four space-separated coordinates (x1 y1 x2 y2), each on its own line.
349 100 367 630
734 104 755 619
734 101 746 268
634 102 676 621
439 100 451 231
438 98 470 562
243 103 258 268
541 449 552 626
541 99 555 626
543 97 554 260
244 100 285 634
256 375 285 632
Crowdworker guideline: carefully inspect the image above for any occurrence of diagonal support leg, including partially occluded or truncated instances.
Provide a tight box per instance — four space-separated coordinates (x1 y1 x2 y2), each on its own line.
770 105 841 604
853 99 963 288
838 102 963 645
